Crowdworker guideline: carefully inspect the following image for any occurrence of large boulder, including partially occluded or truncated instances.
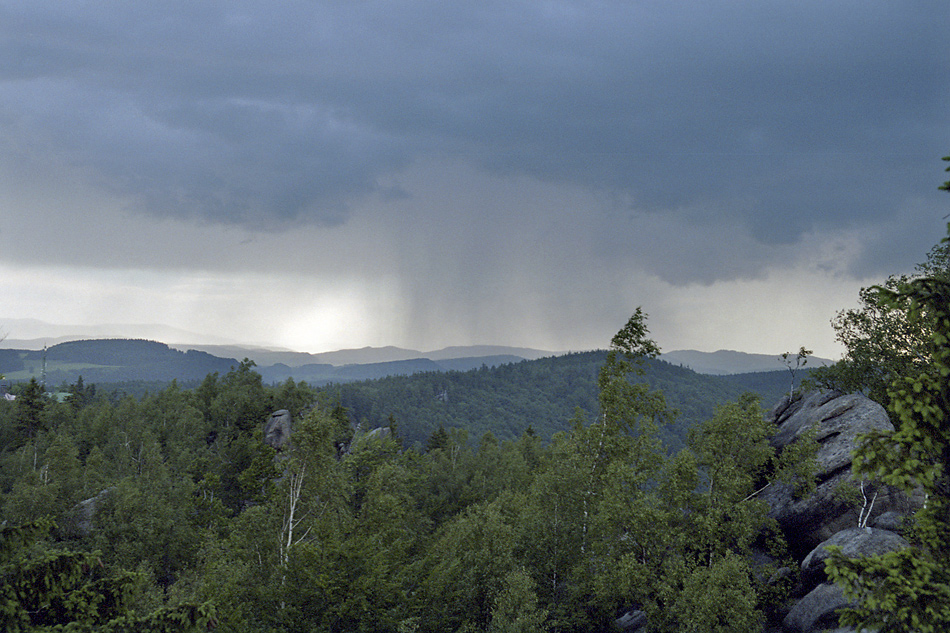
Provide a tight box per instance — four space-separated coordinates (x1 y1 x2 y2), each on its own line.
782 582 854 633
760 391 899 553
872 511 906 532
614 609 647 633
800 527 909 587
365 426 392 441
64 487 114 538
264 409 292 450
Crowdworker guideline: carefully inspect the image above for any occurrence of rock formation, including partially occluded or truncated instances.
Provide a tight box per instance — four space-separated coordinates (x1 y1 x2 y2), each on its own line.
799 527 908 587
762 390 921 633
264 409 292 450
65 487 114 538
614 609 647 633
782 582 854 633
761 390 902 554
364 426 392 441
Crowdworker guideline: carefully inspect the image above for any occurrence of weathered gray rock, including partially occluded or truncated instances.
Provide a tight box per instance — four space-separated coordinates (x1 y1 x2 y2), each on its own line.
614 609 647 633
759 390 913 632
800 527 908 586
783 582 854 633
761 391 897 552
365 426 392 441
264 409 292 450
872 511 906 532
66 487 114 537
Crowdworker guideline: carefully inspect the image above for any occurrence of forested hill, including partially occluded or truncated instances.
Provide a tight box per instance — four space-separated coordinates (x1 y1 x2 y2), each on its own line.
0 339 804 450
0 338 548 386
0 340 816 632
321 351 802 450
9 339 238 384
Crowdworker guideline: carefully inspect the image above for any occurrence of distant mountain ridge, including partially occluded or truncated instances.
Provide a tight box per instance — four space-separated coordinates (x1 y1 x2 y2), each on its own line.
0 338 557 386
0 319 557 367
0 338 237 384
176 343 557 368
0 316 839 379
660 349 835 375
184 344 831 376
1 338 816 452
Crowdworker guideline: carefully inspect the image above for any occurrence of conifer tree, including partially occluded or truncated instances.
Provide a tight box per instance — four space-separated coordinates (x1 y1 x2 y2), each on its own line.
0 519 216 632
14 377 47 441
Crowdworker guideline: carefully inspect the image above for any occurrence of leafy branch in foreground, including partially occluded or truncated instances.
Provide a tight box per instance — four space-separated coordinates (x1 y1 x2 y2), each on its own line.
826 228 950 631
0 518 217 632
815 157 950 410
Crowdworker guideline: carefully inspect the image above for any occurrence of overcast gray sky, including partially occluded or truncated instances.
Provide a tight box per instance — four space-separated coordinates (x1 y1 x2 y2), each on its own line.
1 1 948 357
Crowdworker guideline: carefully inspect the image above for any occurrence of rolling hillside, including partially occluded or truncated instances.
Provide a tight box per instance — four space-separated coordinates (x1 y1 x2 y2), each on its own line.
0 339 238 384
1 339 810 451
321 351 804 450
0 339 552 386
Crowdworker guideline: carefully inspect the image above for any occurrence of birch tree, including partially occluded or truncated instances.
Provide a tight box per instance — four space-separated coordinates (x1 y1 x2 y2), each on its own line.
276 405 352 592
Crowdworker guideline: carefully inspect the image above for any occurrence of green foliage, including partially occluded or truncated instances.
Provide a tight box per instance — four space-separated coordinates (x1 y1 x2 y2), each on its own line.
856 279 950 496
421 493 524 631
814 207 950 410
592 392 788 633
424 424 450 452
67 375 98 410
15 377 48 441
813 276 932 408
608 307 662 361
92 474 201 588
827 546 950 632
780 346 812 399
0 519 216 633
825 221 950 631
330 350 780 454
489 569 548 633
690 393 774 504
673 553 762 633
0 309 816 633
773 420 820 500
213 359 271 432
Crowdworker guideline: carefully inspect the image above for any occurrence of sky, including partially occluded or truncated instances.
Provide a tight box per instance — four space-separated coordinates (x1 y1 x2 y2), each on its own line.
1 1 949 358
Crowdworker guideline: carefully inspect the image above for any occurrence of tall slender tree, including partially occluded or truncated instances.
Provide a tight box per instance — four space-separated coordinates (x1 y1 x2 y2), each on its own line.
14 378 47 441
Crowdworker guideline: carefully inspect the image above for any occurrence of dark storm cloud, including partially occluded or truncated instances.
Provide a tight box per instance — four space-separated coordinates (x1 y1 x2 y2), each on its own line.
2 1 948 258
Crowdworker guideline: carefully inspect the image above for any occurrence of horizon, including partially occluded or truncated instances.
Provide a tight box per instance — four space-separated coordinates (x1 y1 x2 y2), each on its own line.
0 316 839 365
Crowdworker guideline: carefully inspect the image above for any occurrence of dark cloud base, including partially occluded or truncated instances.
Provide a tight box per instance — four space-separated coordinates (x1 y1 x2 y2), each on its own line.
0 1 948 285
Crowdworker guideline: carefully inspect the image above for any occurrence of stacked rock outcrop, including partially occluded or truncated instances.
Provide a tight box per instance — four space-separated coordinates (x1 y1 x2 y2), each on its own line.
761 391 898 554
763 390 920 633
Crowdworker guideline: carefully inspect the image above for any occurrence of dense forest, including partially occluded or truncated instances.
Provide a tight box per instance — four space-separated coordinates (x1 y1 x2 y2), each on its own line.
326 352 798 452
0 315 812 633
2 163 950 632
